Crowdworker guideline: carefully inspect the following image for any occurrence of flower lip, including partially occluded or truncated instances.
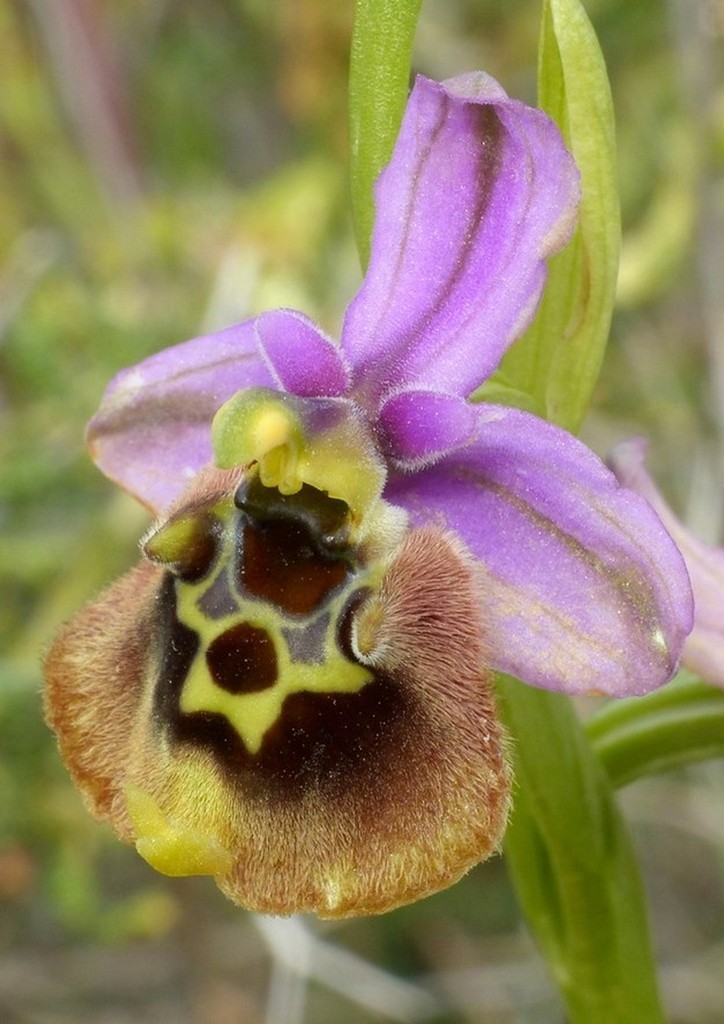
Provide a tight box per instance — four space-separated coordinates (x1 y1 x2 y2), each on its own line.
45 466 512 917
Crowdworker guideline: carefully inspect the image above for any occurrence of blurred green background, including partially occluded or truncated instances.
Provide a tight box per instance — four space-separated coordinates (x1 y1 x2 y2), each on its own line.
1 0 723 1021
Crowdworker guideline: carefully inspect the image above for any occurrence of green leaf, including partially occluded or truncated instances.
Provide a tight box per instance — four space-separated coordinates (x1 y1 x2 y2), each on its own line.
494 0 620 433
498 677 665 1024
469 371 546 418
587 673 724 788
348 0 422 269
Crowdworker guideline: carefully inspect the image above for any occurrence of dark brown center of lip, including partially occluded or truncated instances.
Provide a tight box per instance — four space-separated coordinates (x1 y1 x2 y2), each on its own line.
206 622 278 694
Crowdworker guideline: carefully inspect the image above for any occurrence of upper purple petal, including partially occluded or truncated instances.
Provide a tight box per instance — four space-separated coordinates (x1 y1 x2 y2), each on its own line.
255 309 350 397
341 73 580 406
87 321 273 512
385 406 694 697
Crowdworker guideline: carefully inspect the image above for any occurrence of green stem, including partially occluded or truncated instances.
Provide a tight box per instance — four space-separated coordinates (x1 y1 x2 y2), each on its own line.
587 674 724 788
495 0 620 433
498 678 665 1023
348 0 422 268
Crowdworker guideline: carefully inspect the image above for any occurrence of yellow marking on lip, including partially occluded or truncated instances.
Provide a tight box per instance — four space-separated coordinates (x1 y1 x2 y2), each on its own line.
178 604 372 754
144 514 203 565
124 783 234 877
175 549 377 755
161 469 394 755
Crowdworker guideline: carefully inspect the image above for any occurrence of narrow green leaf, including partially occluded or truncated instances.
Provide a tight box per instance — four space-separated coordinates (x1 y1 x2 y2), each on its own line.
469 372 546 418
348 0 422 269
498 677 665 1024
494 0 620 433
587 674 724 788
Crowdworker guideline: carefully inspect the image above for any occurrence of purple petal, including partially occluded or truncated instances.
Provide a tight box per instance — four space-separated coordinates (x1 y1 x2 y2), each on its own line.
609 437 724 689
386 407 694 697
341 73 579 406
378 390 477 469
87 321 274 512
255 309 350 397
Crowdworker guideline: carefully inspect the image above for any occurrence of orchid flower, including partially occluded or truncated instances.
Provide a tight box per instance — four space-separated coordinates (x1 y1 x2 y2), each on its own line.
44 74 693 919
609 437 723 689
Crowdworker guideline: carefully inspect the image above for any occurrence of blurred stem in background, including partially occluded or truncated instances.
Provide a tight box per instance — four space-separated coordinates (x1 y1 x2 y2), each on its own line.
349 0 422 268
26 0 144 208
669 0 724 487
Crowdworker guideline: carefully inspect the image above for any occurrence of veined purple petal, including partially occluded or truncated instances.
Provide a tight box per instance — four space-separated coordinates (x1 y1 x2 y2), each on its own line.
87 321 273 512
386 407 694 697
378 390 477 469
341 73 579 406
609 437 724 689
255 309 350 397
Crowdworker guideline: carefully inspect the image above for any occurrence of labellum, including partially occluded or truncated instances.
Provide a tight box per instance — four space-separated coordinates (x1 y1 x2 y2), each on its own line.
45 392 511 918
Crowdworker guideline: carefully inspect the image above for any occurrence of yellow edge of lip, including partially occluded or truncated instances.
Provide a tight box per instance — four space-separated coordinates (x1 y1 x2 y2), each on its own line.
125 784 233 878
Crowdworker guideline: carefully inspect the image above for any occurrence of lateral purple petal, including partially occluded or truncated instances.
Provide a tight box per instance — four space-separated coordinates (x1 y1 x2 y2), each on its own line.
378 390 477 469
341 73 579 405
255 309 350 397
87 320 273 512
386 407 694 696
